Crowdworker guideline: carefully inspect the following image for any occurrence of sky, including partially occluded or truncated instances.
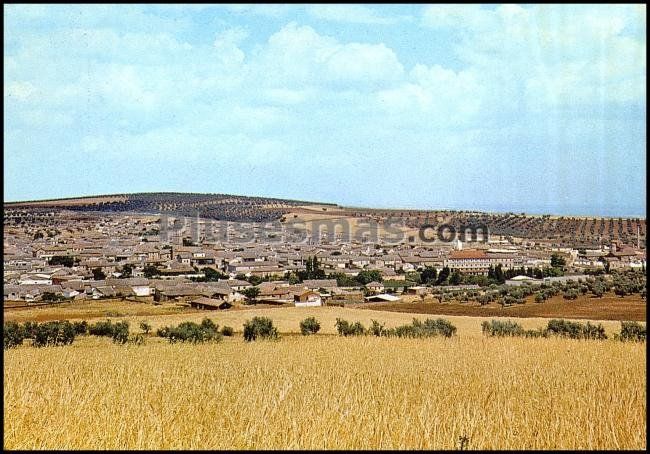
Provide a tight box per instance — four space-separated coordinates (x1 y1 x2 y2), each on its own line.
4 4 647 217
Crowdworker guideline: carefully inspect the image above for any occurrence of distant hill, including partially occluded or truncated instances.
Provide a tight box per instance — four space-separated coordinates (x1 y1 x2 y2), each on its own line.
4 192 338 223
4 192 646 247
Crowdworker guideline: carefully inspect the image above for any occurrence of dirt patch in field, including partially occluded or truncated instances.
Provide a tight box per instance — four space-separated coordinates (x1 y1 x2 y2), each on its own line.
3 299 199 323
355 295 646 321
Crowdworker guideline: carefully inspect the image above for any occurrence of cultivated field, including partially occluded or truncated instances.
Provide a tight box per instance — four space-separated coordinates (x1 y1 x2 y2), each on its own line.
361 294 647 322
3 299 198 323
4 334 645 450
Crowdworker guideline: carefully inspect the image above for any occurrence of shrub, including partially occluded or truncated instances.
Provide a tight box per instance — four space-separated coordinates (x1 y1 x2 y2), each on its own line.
422 318 457 337
200 318 219 333
111 321 130 344
88 319 131 344
546 319 607 340
481 320 549 338
481 320 525 337
368 320 387 337
590 284 605 297
618 321 646 342
385 318 457 338
88 320 115 337
243 317 279 342
139 321 151 334
32 321 76 347
299 317 321 335
522 327 549 338
4 322 25 349
22 321 39 338
72 320 88 335
221 326 234 337
562 289 579 300
161 320 222 344
477 295 491 305
335 318 366 336
501 295 522 306
156 326 171 338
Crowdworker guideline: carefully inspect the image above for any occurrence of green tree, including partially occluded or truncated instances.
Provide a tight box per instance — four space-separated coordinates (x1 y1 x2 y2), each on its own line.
550 253 566 269
487 265 495 281
329 272 357 287
449 270 462 285
92 267 106 281
143 265 160 278
49 255 74 267
4 322 25 349
41 291 63 302
242 287 260 304
436 266 451 285
421 266 438 285
243 317 278 341
494 264 505 284
120 264 133 278
356 270 382 285
299 317 321 335
204 267 226 281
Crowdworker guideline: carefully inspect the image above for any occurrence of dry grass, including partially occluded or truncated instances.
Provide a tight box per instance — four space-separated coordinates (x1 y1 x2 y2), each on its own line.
3 299 198 323
4 334 645 450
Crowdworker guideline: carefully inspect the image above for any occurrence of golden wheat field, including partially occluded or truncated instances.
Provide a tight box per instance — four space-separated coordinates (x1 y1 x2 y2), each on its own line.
4 333 646 450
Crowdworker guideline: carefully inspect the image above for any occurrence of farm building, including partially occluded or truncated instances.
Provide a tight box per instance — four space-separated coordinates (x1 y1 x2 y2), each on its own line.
364 293 401 303
365 281 385 294
189 297 232 310
294 290 323 307
302 279 338 292
505 275 542 286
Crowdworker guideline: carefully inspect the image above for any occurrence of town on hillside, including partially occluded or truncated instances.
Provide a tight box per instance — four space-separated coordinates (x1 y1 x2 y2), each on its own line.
3 207 646 308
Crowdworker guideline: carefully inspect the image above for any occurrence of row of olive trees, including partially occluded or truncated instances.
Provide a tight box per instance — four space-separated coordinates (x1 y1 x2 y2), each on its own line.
424 270 646 306
334 317 457 338
3 319 150 349
481 318 645 341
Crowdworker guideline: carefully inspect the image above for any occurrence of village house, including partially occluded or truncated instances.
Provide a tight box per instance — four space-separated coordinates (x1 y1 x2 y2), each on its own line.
294 290 323 307
302 279 338 292
189 297 232 310
365 281 385 294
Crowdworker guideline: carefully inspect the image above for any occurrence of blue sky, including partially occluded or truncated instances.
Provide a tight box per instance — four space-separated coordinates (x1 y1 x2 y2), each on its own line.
4 4 646 216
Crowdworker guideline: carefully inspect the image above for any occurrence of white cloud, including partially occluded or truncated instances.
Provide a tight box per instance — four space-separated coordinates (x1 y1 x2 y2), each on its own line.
376 64 483 122
421 4 646 107
5 81 37 100
222 4 292 18
213 27 248 67
257 22 404 87
326 43 404 82
307 5 405 25
421 4 490 30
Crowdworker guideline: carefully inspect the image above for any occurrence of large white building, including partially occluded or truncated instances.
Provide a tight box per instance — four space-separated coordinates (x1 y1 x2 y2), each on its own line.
444 249 520 275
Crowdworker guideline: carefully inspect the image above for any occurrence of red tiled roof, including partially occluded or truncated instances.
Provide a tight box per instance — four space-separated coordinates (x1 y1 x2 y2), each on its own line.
448 250 487 259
